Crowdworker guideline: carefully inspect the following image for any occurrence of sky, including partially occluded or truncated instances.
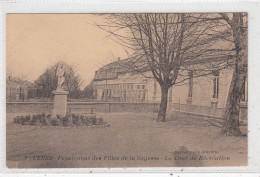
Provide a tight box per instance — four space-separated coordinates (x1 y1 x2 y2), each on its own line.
6 14 127 89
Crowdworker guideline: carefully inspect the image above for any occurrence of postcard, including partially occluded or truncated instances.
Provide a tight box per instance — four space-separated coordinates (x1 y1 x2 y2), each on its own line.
1 0 260 174
5 12 249 168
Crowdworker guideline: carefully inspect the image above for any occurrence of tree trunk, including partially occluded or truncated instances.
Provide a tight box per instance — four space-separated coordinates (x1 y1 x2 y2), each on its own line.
157 85 169 122
221 66 243 136
221 13 247 136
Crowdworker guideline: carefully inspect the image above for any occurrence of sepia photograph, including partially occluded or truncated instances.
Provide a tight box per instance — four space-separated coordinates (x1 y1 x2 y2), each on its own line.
6 13 248 168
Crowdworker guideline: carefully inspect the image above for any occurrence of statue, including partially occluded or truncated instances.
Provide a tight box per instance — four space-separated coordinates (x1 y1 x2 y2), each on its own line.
52 63 68 116
56 63 65 90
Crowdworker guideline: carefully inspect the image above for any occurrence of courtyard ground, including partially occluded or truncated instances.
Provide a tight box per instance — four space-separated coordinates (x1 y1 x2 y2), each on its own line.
6 111 247 168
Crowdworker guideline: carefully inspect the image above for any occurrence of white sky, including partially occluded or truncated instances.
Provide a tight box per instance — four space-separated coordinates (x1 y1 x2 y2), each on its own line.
6 14 127 89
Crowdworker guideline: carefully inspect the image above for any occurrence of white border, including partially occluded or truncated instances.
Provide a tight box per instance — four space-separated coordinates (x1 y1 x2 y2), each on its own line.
0 0 260 175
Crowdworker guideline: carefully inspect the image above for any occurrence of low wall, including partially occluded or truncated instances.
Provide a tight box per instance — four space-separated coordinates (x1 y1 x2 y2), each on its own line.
172 102 248 122
6 102 160 114
172 103 224 118
68 102 160 113
6 102 53 114
6 101 247 122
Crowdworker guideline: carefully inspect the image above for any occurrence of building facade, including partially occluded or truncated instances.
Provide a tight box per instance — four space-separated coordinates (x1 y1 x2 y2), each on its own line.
6 76 33 102
93 59 148 102
92 59 247 119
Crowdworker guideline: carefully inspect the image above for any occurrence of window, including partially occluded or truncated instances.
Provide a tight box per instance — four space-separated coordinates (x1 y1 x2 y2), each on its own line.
188 71 193 98
109 89 112 98
241 76 248 102
212 70 219 99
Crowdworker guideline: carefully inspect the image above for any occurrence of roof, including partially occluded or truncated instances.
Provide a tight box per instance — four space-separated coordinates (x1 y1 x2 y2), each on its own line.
94 55 235 82
96 58 132 72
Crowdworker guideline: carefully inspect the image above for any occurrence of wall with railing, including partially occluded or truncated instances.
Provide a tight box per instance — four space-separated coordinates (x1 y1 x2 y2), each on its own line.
6 102 160 114
6 101 247 123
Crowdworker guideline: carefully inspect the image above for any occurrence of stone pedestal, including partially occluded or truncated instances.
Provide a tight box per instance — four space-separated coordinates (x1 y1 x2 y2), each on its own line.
52 90 69 116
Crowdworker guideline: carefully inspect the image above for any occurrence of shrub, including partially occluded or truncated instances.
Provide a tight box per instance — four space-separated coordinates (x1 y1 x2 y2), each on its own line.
90 116 97 125
96 117 103 125
13 113 108 127
50 119 59 126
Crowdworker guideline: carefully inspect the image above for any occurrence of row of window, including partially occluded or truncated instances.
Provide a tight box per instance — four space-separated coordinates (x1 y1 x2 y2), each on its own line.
95 71 248 103
187 71 247 101
97 88 147 102
95 84 146 90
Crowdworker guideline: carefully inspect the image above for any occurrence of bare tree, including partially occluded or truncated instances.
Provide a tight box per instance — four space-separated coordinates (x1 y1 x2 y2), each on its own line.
83 80 94 99
35 62 83 100
185 13 248 135
64 64 83 100
35 65 58 98
219 13 248 136
98 13 234 122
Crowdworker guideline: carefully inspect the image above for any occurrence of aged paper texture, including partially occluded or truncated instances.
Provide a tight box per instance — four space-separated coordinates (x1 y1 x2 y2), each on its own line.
6 13 248 168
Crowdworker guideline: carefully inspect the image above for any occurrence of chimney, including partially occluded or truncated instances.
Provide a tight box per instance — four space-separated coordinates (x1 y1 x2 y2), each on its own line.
118 57 120 62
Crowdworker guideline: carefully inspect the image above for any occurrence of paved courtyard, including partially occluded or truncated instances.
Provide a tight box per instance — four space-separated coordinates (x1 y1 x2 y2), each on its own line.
6 112 247 168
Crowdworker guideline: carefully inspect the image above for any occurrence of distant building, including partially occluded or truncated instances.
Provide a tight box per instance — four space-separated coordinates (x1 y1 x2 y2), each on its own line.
92 58 247 119
92 58 151 102
6 76 33 102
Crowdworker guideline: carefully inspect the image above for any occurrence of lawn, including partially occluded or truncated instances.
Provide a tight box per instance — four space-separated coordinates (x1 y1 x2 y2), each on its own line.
6 112 247 168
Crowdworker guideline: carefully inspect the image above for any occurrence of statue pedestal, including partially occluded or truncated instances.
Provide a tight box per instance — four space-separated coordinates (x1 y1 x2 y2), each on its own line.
52 90 69 116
